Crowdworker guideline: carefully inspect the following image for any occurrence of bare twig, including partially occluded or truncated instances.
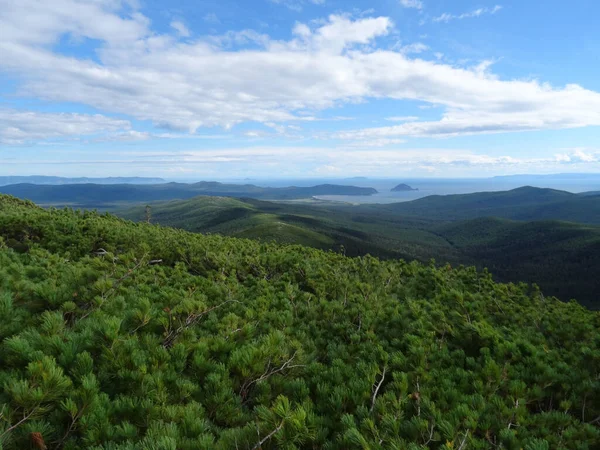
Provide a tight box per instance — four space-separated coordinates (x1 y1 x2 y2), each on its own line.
162 300 240 348
457 430 469 450
588 415 600 425
370 366 387 412
54 403 88 449
423 420 437 446
252 420 284 450
240 351 305 399
0 407 39 442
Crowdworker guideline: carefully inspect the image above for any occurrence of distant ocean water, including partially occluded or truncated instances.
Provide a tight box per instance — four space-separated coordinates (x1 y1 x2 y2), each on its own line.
228 177 600 204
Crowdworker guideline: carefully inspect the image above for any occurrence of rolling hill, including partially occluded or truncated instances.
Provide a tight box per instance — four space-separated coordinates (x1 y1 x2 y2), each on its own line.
374 186 600 224
0 182 377 206
436 217 600 308
118 196 452 262
119 194 600 307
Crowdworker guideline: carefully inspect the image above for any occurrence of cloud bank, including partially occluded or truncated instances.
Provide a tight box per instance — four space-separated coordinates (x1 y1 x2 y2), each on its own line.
0 0 598 144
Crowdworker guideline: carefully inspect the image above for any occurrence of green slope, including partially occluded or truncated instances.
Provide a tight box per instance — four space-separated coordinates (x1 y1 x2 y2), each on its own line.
377 186 600 224
1 194 599 449
118 196 456 262
435 217 600 307
119 195 600 307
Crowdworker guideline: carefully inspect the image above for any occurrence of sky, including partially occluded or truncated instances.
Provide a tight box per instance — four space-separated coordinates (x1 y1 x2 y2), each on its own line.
1 0 599 179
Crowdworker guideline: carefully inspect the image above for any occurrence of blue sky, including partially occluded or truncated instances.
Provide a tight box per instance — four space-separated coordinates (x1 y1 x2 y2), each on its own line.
1 0 599 179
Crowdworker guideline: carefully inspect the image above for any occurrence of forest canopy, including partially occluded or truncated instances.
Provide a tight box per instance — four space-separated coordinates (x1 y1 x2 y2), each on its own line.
0 194 599 449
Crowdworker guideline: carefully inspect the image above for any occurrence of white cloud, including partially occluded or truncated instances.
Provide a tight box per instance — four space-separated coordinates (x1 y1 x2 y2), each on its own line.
1 2 599 146
0 109 131 145
3 146 600 178
0 0 149 45
554 149 600 163
433 5 502 23
399 0 423 10
170 21 190 37
394 42 429 54
295 15 392 53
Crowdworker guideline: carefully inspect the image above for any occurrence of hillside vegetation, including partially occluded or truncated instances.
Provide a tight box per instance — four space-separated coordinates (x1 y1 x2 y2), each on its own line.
1 194 599 449
436 218 600 308
378 187 600 224
120 195 600 307
119 196 451 261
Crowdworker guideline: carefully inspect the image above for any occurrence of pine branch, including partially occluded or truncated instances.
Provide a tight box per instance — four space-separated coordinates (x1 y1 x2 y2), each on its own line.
81 258 146 320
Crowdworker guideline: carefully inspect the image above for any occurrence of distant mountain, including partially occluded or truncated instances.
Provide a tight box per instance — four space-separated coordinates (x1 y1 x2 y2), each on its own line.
0 181 378 206
391 183 418 192
492 173 600 187
579 191 600 197
380 186 600 224
0 176 165 186
493 173 600 181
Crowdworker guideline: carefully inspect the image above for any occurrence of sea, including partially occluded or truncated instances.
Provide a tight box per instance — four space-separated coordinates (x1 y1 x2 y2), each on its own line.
219 175 600 205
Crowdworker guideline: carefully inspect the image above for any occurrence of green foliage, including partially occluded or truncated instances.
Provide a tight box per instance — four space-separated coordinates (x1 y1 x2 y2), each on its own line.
0 194 599 449
118 194 600 307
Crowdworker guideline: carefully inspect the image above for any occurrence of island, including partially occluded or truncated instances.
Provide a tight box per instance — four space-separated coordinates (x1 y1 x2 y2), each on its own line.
391 183 418 192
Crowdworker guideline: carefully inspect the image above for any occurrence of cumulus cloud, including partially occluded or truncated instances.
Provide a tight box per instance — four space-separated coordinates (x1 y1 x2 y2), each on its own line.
0 0 599 145
0 0 149 45
555 149 600 163
0 109 131 145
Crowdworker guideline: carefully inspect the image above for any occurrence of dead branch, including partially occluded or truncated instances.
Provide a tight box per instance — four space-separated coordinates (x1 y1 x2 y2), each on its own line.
240 351 305 399
457 430 469 450
370 366 387 412
162 300 240 348
252 420 284 450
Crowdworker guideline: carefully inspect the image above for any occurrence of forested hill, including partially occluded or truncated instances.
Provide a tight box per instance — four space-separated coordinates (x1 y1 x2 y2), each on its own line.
1 194 600 449
0 182 377 206
119 195 600 308
380 186 600 224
